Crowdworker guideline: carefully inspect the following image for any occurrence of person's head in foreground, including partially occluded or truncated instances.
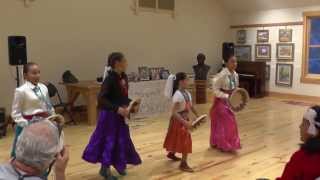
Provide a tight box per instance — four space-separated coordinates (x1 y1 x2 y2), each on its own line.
0 120 69 180
276 106 320 180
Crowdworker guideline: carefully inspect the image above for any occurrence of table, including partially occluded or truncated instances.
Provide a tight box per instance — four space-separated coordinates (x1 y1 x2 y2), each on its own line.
61 80 171 125
62 81 100 125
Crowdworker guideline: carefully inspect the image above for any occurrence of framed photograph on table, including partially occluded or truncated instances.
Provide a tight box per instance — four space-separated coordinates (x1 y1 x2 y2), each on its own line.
276 63 293 87
279 29 293 42
277 43 295 61
149 67 162 80
160 69 170 79
235 45 251 61
138 66 150 81
255 44 271 60
237 30 247 44
257 30 269 43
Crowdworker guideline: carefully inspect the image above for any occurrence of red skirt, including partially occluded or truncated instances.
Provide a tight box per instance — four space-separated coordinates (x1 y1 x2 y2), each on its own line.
163 116 192 154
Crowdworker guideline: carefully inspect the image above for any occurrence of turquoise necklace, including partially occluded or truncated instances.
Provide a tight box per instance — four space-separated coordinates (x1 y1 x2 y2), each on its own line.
228 74 236 90
32 86 53 113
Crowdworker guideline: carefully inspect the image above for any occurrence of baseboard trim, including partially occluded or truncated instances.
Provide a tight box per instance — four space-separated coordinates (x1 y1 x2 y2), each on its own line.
268 91 320 102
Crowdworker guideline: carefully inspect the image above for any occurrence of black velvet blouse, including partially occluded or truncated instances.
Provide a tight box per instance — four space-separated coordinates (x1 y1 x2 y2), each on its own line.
97 71 131 112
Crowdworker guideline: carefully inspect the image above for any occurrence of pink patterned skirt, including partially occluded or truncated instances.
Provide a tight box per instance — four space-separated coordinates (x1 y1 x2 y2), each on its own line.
210 97 241 152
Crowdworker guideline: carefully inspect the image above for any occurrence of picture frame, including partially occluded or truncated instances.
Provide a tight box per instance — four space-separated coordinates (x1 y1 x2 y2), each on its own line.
279 29 293 42
257 30 269 43
149 67 162 80
128 72 139 82
138 66 150 81
160 69 170 79
276 63 293 87
266 65 270 81
236 30 246 44
276 43 295 61
235 45 252 61
255 44 271 60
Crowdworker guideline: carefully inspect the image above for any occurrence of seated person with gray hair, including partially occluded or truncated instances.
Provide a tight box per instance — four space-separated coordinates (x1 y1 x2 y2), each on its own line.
0 120 69 180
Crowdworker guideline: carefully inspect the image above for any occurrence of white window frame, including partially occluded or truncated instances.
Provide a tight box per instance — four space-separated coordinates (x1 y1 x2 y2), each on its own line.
134 0 175 17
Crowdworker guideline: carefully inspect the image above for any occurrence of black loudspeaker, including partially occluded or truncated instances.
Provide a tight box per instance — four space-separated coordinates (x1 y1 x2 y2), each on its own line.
8 36 27 65
222 42 235 61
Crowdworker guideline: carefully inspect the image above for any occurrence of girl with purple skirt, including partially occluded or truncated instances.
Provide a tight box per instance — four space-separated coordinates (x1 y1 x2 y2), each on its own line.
82 52 141 180
210 55 241 152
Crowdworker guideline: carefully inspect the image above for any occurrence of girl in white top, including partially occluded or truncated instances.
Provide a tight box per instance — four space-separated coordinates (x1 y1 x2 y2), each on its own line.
163 72 199 173
210 55 241 152
11 62 55 157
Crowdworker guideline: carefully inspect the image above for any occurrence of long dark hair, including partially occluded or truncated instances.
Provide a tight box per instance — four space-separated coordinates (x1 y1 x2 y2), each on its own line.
301 105 320 154
108 52 124 69
172 72 187 96
223 53 235 64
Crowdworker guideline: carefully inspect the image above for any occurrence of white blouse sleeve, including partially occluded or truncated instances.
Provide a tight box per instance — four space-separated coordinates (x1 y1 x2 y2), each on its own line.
11 88 27 124
172 92 184 104
212 73 229 99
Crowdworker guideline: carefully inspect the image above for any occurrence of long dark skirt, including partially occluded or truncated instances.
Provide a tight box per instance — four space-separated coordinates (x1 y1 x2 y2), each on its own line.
82 110 141 173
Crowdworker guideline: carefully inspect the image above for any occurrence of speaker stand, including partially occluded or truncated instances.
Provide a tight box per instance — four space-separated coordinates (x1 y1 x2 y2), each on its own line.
15 66 20 87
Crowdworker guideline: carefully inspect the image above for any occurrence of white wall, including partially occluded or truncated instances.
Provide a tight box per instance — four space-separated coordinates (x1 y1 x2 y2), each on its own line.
0 0 230 111
230 5 320 97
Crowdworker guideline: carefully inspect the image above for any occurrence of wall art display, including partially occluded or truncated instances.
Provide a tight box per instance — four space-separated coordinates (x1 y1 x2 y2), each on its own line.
277 43 295 61
276 63 293 87
257 30 269 43
235 45 251 61
279 29 293 42
255 44 271 60
237 30 247 44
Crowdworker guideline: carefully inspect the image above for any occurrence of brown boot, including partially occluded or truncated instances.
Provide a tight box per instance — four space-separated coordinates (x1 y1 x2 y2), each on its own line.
167 152 181 161
179 161 194 173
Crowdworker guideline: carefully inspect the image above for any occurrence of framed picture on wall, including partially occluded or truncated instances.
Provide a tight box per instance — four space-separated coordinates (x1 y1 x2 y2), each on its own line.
266 65 270 80
277 43 295 61
276 63 293 87
257 30 269 43
235 45 251 61
279 29 293 42
255 44 271 60
236 30 247 44
138 66 150 81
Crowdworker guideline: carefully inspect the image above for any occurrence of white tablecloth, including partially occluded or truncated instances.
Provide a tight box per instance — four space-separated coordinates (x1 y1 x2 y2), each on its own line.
129 80 171 117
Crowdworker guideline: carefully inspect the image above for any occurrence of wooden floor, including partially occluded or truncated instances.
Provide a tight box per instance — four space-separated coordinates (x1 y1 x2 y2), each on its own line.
0 96 314 180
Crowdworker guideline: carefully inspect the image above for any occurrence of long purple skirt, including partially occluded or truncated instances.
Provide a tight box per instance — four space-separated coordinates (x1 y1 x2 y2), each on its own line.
82 110 141 173
210 98 241 152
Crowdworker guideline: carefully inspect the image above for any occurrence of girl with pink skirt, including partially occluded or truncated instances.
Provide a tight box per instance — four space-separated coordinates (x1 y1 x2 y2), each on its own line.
210 55 241 152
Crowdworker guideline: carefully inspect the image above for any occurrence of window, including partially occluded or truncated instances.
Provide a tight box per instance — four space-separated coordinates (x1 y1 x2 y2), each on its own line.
139 0 156 9
302 11 320 84
136 0 175 15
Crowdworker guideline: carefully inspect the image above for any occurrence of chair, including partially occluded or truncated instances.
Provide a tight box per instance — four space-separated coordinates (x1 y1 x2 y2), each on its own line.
45 82 76 125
